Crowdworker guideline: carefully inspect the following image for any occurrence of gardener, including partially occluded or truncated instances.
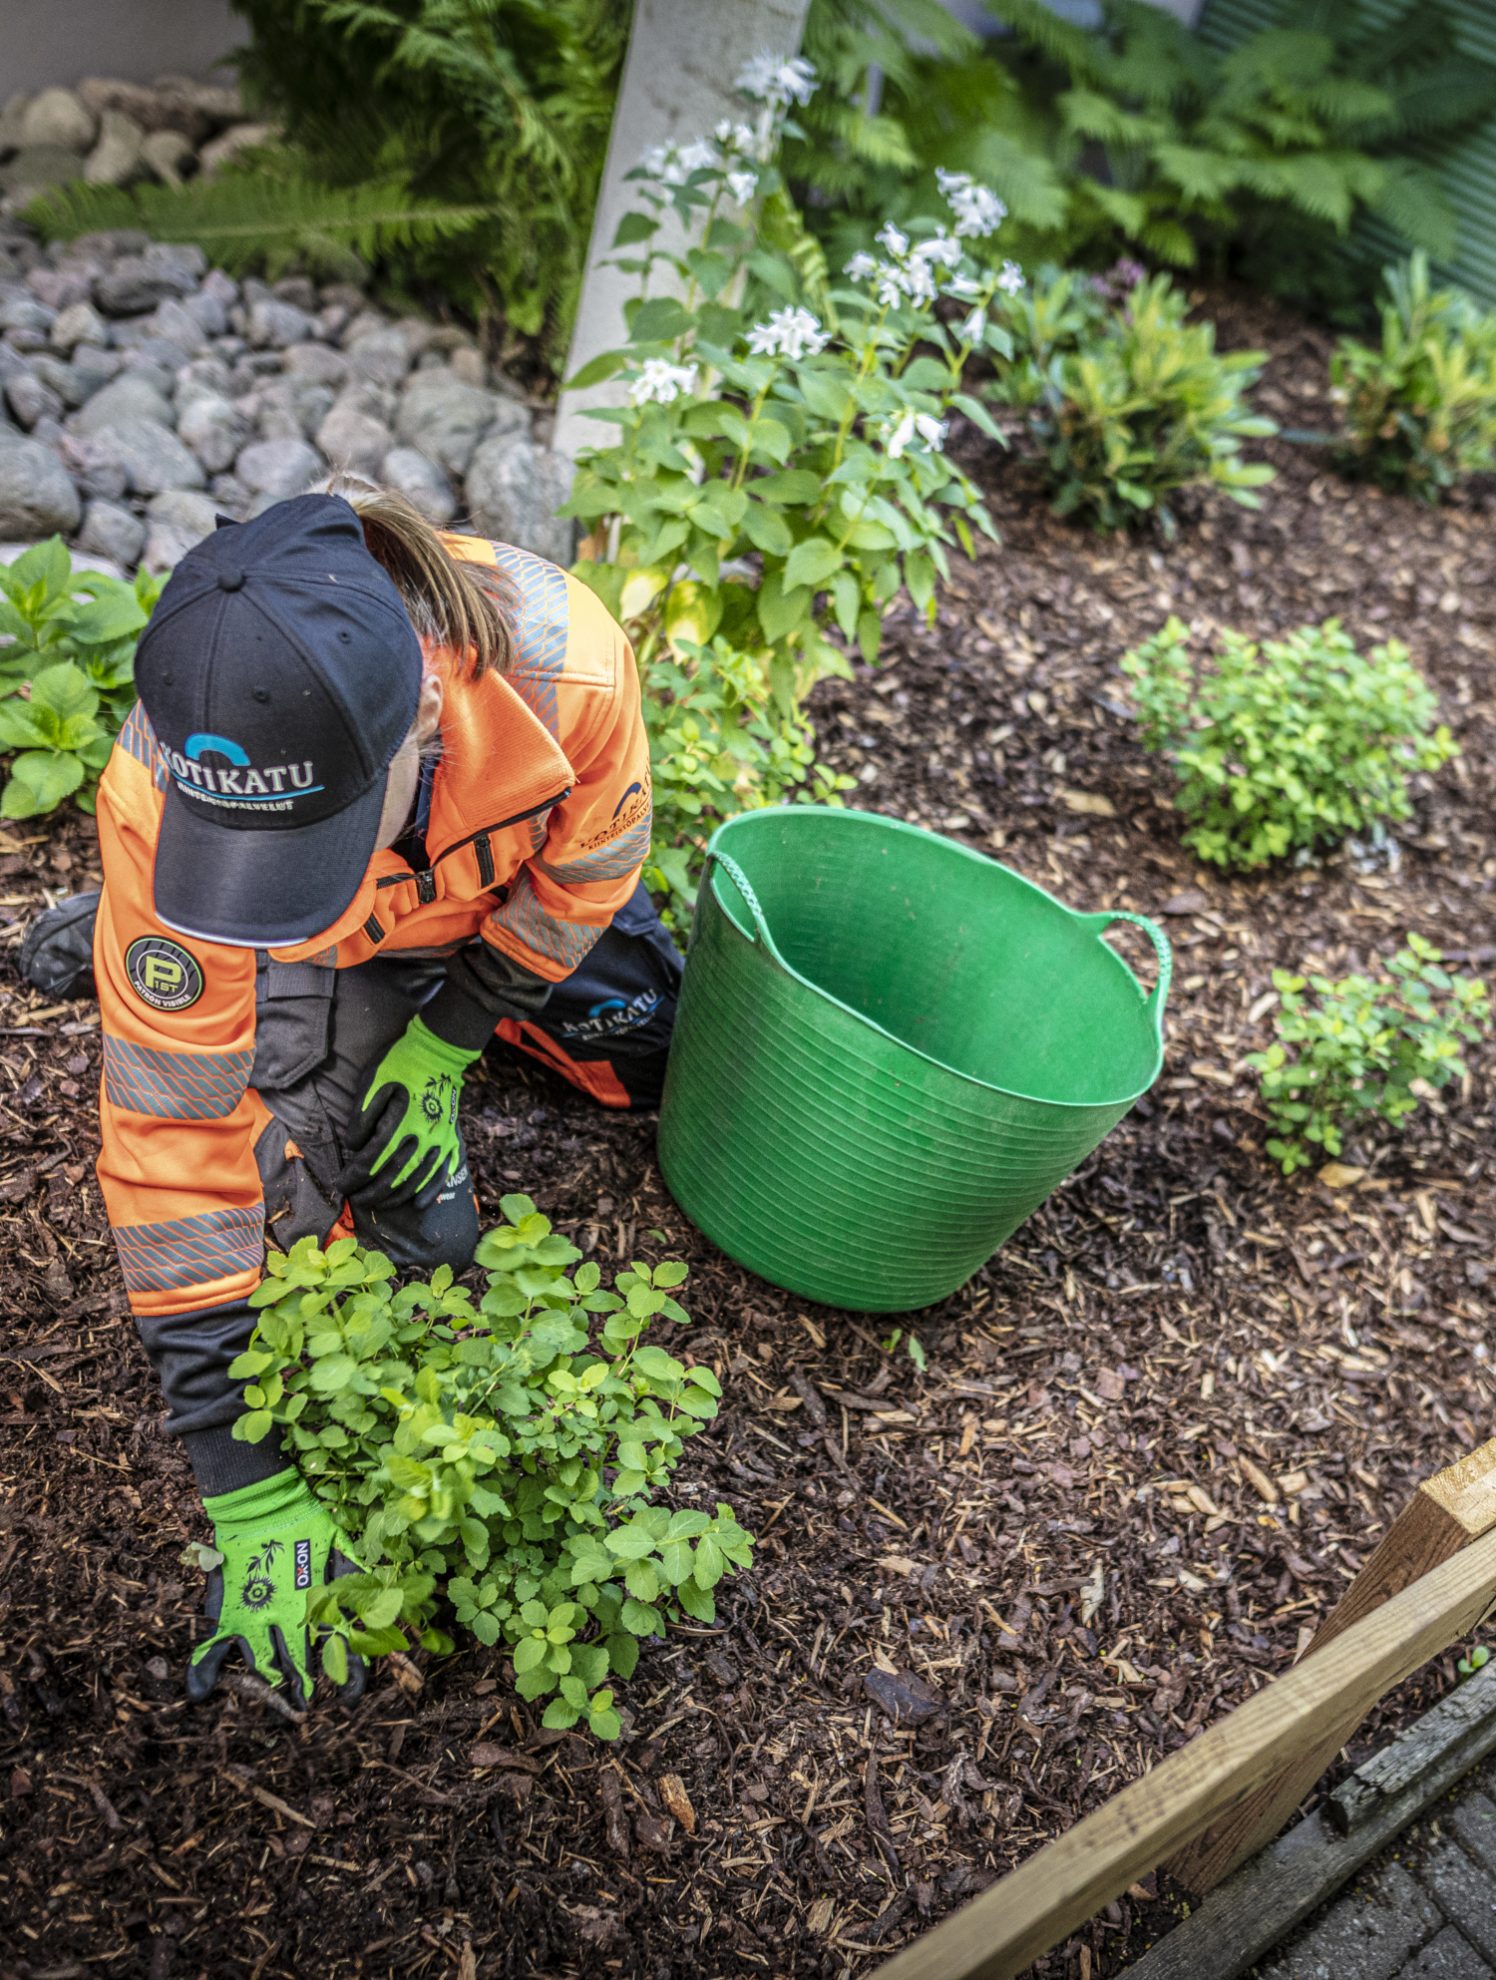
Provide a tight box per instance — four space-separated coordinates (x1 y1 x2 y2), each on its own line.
27 484 677 1710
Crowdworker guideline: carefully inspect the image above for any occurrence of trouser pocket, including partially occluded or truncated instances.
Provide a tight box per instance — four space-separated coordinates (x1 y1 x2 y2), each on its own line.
251 956 337 1092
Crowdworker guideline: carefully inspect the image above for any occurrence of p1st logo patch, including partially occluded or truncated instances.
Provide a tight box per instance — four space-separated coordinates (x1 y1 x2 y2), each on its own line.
294 1538 313 1591
124 936 204 1012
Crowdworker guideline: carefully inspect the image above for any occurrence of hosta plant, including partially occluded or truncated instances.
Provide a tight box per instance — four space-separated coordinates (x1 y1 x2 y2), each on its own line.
563 52 1016 915
1121 616 1455 871
0 537 162 816
1331 253 1496 503
989 265 1276 533
230 1199 751 1736
1248 937 1491 1175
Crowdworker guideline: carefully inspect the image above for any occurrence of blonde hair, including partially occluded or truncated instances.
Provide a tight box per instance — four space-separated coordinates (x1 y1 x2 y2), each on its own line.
318 470 514 678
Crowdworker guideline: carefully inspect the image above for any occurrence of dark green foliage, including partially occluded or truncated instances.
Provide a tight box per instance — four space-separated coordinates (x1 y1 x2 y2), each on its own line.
1331 253 1496 501
793 0 1496 305
990 268 1276 533
28 165 494 286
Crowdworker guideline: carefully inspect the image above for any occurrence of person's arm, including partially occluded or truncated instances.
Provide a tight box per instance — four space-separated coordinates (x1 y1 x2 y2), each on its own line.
93 720 273 1497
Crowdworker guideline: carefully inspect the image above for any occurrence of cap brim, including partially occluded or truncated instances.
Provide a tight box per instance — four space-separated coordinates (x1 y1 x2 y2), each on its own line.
152 774 387 948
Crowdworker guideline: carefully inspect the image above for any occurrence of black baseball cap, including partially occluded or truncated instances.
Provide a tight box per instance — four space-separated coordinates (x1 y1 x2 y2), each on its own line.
134 493 422 948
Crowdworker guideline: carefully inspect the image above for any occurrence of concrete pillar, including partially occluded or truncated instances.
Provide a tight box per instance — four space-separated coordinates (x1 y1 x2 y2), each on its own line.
554 0 813 465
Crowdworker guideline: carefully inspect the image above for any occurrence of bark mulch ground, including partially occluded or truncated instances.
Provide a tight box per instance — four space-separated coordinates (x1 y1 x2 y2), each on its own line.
2 290 1493 1980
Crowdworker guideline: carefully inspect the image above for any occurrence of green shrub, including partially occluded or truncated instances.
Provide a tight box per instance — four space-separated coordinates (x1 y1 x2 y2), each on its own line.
231 1200 752 1734
791 0 1496 307
0 539 162 817
565 62 1010 917
1121 616 1455 870
1248 937 1491 1174
1331 253 1496 502
990 268 1276 533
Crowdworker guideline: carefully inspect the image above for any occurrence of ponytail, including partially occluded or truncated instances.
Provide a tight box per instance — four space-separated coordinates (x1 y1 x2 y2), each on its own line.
318 470 514 678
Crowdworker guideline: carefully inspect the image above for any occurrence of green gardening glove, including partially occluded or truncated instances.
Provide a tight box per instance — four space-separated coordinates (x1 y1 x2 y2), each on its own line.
340 1015 481 1205
188 1468 366 1709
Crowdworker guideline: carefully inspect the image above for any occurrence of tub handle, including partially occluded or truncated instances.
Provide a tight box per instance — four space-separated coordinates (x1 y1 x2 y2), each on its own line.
1076 909 1173 1025
708 849 774 949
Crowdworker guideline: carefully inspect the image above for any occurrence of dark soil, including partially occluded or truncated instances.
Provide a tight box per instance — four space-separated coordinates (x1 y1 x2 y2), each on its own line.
2 290 1494 1980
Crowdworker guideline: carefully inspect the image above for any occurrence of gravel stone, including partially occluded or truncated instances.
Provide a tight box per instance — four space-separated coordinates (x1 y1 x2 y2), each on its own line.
252 376 334 442
141 128 195 187
198 123 276 178
19 88 98 154
283 342 349 388
29 355 86 409
98 418 207 496
71 372 173 436
50 300 108 352
70 345 124 394
380 446 457 526
144 297 210 357
236 435 321 500
77 498 145 568
248 298 314 350
346 326 412 387
0 436 82 536
143 488 217 571
177 391 251 474
0 294 56 341
4 371 63 430
317 402 394 478
183 289 229 340
396 368 516 478
174 356 235 408
27 264 95 311
94 243 205 315
465 436 573 564
83 109 147 187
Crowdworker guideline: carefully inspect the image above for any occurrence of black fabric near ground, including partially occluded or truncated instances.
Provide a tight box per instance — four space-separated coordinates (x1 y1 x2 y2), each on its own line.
1 289 1493 1979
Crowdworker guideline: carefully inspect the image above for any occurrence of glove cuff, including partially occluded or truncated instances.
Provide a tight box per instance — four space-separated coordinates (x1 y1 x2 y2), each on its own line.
203 1463 317 1524
406 1012 484 1072
182 1418 288 1497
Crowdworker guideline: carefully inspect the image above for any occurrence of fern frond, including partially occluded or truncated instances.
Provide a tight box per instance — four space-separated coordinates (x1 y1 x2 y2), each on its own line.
1372 159 1459 260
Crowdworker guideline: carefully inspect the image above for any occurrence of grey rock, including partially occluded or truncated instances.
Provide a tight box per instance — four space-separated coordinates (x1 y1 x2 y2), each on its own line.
174 356 235 408
71 371 172 435
448 345 487 389
98 418 206 496
396 368 518 478
50 300 108 351
329 377 396 425
272 276 318 312
464 436 573 564
252 376 333 442
198 123 277 178
114 358 176 399
317 402 393 478
316 304 353 342
143 488 217 571
77 498 145 568
248 298 314 350
177 391 251 474
202 269 239 308
208 472 250 512
141 127 196 187
19 89 97 154
83 109 147 187
183 289 229 340
29 354 86 408
4 371 63 430
71 345 123 394
27 264 94 310
380 446 456 526
94 243 204 315
65 436 129 502
144 297 209 356
346 326 411 388
0 436 82 536
0 293 56 339
152 75 245 127
111 328 192 373
283 342 349 388
76 77 219 144
236 435 320 500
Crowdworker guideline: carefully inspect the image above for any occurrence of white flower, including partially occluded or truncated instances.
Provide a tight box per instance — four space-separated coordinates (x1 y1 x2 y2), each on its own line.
714 118 758 153
639 136 721 186
727 168 759 205
629 358 698 407
886 409 947 460
946 271 983 299
736 51 818 108
876 221 910 261
886 410 917 460
913 232 963 269
745 305 830 361
875 264 905 309
936 167 1007 239
996 258 1024 295
899 258 938 306
960 304 986 344
844 250 878 281
678 137 722 175
916 412 948 451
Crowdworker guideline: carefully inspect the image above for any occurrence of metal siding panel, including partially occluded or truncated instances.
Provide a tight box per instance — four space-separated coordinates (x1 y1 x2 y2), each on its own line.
1199 0 1496 303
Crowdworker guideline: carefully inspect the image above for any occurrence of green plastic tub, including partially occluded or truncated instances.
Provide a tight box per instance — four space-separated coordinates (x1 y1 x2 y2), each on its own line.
656 806 1170 1312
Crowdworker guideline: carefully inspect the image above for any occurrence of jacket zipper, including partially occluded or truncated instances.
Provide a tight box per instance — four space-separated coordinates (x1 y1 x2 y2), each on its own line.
364 788 569 942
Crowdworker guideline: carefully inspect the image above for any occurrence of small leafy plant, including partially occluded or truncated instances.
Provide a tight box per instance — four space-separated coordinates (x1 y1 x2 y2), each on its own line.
1331 253 1496 503
564 55 1015 916
1121 616 1455 871
0 538 162 817
230 1199 752 1736
1248 936 1491 1175
989 266 1276 533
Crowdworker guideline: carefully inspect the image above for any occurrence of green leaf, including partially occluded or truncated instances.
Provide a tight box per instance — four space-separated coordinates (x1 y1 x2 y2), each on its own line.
782 537 842 592
513 1635 548 1674
621 1598 662 1636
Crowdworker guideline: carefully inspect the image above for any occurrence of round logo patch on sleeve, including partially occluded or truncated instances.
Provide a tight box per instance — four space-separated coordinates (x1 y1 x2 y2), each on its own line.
125 936 204 1012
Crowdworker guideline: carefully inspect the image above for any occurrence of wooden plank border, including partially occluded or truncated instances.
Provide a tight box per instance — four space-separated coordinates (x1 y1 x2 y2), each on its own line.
869 1524 1496 1980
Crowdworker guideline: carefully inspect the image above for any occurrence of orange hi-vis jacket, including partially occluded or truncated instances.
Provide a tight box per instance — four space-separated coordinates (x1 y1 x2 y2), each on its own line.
94 538 650 1480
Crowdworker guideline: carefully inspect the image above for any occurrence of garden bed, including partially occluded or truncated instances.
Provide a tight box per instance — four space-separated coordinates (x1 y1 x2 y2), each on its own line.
2 290 1494 1979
